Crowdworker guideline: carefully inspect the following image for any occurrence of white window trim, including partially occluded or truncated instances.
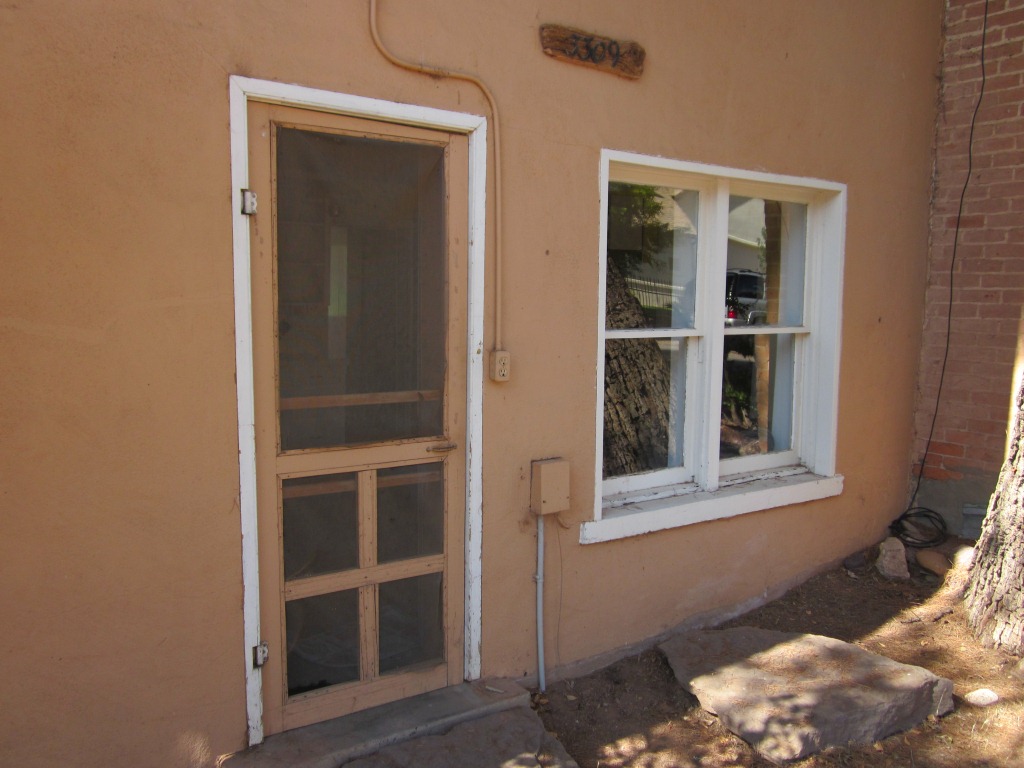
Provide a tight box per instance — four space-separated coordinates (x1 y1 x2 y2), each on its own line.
584 150 845 544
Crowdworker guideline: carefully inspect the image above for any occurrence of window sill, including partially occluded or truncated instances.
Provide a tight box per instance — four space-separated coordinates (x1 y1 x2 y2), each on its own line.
580 469 844 544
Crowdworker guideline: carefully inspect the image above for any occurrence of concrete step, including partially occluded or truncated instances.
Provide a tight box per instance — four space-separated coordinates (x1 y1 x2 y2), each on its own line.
221 679 531 768
339 705 579 768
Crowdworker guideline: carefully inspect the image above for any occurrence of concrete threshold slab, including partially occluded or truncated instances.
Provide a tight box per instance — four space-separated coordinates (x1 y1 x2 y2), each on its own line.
220 679 531 768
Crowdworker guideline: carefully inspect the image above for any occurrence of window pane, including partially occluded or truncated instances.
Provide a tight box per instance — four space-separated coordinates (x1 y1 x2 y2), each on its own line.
603 338 685 478
286 589 360 695
607 183 698 330
377 464 444 564
726 198 806 327
276 128 446 450
721 334 795 459
379 573 444 674
282 473 359 580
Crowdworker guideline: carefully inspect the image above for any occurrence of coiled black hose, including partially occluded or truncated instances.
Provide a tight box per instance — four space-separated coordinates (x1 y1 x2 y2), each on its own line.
889 507 948 548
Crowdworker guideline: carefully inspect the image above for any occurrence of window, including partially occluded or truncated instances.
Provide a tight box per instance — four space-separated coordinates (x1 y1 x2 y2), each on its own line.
584 151 845 544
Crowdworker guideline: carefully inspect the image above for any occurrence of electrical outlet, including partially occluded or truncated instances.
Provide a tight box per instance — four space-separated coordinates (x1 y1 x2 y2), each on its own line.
490 350 511 381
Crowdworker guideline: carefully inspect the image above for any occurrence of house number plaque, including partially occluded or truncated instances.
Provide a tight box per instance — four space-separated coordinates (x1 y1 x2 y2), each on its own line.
540 24 645 79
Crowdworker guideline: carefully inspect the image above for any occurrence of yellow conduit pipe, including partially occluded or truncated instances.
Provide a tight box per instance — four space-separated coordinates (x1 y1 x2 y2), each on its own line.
369 0 506 353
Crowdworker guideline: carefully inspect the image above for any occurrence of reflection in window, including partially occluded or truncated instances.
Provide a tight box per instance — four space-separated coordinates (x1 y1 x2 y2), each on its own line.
726 197 806 328
720 196 806 460
606 183 698 330
720 334 795 459
603 183 696 479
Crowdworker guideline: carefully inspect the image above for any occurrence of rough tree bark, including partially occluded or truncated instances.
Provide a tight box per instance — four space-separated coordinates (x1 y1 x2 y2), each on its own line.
963 372 1024 656
602 259 671 477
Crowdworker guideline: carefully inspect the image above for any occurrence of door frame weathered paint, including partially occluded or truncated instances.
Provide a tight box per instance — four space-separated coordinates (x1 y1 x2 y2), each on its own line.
228 75 486 746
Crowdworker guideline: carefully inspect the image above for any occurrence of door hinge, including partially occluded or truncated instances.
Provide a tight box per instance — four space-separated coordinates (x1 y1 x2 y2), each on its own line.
241 189 258 215
252 641 269 668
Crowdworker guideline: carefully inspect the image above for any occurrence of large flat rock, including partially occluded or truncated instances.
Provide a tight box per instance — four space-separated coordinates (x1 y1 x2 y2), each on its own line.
660 627 953 764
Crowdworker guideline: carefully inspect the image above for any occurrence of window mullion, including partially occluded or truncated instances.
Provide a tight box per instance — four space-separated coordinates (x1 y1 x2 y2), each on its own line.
694 180 730 492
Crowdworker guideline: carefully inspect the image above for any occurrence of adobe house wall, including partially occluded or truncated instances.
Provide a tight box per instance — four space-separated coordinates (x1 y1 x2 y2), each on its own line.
1 2 941 765
912 0 1024 533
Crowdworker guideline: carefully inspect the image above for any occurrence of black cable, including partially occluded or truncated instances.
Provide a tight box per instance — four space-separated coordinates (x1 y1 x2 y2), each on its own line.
906 0 990 520
890 507 948 549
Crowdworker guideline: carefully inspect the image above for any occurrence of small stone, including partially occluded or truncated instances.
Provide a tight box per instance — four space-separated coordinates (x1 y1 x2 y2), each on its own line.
843 551 868 570
877 537 910 580
963 688 999 707
916 549 952 577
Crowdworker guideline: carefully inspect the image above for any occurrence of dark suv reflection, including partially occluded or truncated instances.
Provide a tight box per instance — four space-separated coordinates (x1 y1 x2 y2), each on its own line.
724 269 766 326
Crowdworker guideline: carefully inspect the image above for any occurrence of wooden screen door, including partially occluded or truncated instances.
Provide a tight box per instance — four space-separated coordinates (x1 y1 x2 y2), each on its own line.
248 101 468 735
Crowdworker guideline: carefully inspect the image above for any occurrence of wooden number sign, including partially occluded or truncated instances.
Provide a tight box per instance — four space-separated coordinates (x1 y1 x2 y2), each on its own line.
539 24 645 80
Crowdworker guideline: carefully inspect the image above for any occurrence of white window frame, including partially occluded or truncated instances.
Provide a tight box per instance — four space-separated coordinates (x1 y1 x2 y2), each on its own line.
583 150 845 544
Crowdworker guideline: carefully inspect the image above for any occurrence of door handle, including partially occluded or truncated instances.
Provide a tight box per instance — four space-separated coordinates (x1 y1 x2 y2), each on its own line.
426 442 458 453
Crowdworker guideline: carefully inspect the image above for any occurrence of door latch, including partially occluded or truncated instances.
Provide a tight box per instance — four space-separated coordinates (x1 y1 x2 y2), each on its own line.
252 641 269 668
426 442 458 453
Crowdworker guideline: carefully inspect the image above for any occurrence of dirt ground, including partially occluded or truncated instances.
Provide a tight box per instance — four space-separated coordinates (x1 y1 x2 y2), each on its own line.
534 541 1024 768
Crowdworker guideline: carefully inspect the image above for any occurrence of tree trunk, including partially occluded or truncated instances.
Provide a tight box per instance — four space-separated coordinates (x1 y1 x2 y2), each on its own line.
602 259 671 478
963 372 1024 656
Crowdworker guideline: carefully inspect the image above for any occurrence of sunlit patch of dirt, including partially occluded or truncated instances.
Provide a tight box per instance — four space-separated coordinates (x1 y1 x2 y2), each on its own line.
535 543 1024 768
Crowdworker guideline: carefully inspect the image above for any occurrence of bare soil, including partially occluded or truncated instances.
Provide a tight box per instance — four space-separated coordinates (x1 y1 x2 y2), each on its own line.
534 543 1024 768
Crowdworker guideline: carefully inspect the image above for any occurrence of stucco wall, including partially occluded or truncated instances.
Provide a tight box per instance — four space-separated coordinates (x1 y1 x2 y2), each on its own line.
1 2 941 765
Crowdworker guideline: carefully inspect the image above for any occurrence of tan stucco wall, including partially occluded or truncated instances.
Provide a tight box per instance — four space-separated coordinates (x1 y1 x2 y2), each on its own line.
1 2 941 765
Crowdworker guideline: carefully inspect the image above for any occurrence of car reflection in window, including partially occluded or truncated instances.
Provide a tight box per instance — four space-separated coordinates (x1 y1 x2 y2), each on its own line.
725 269 766 326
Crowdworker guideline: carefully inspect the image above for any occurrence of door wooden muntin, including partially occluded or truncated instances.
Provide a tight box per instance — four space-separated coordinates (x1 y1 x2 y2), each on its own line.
247 101 468 734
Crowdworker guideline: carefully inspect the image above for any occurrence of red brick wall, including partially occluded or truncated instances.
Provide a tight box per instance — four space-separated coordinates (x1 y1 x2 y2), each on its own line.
913 0 1024 522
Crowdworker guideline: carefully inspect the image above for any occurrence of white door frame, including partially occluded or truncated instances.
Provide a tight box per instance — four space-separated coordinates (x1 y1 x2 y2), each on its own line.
228 75 486 746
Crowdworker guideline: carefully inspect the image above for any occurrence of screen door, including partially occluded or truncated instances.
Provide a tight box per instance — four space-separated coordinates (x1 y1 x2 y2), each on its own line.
247 101 468 734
